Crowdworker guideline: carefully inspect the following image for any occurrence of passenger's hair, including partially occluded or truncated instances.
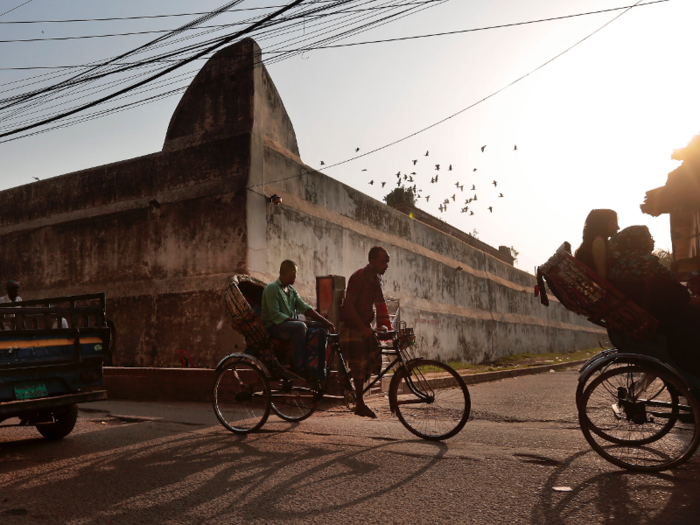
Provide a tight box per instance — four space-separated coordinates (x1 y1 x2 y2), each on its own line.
574 209 617 269
279 260 297 275
368 246 389 262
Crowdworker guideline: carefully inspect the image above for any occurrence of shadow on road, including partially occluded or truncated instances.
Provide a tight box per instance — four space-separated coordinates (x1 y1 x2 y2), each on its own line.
530 450 700 525
0 423 447 523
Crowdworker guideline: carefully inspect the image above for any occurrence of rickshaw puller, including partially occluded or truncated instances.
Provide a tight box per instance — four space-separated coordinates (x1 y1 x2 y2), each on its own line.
342 246 392 419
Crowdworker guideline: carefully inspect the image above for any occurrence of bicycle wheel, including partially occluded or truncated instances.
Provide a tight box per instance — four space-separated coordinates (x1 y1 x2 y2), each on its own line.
389 359 471 441
270 378 320 422
579 364 700 471
212 358 271 434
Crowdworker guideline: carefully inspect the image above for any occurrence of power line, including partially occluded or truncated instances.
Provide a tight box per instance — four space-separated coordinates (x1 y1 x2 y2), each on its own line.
248 0 648 191
0 0 447 138
0 0 34 18
0 1 429 23
0 0 670 70
0 0 334 138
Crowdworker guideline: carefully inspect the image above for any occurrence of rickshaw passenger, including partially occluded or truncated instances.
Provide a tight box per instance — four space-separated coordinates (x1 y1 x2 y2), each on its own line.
261 260 335 378
574 209 619 279
608 226 700 376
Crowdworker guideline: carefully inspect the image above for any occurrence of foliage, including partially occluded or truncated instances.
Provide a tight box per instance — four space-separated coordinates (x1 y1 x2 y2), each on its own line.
653 248 673 270
471 229 479 239
383 186 415 207
510 245 520 265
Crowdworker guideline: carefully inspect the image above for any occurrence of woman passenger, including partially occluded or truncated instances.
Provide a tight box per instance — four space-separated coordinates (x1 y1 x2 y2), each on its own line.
608 225 700 375
574 209 619 279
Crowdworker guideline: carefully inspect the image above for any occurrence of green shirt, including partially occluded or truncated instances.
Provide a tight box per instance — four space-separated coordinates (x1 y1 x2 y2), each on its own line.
261 278 312 328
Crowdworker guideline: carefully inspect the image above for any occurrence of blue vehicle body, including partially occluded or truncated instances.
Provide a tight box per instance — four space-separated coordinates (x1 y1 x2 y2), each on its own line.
0 294 110 435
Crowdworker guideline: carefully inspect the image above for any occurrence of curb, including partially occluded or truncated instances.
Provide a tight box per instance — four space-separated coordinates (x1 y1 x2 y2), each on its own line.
102 359 588 403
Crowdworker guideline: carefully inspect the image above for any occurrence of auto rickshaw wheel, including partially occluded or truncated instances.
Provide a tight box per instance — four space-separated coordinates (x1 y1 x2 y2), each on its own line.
36 404 79 440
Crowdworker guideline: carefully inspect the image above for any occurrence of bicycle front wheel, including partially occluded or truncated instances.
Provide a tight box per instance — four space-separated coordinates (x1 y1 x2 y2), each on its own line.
389 359 470 441
212 358 271 434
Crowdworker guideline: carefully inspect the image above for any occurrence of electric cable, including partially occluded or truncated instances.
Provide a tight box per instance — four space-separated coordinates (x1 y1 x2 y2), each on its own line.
245 0 648 192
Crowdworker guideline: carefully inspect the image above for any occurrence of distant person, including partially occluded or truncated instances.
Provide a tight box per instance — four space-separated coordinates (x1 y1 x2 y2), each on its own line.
574 209 619 279
608 226 700 375
0 280 22 330
342 246 393 418
261 260 335 380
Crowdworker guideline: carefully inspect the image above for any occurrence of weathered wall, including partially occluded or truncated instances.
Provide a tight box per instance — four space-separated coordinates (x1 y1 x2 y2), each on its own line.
0 38 604 367
252 147 604 362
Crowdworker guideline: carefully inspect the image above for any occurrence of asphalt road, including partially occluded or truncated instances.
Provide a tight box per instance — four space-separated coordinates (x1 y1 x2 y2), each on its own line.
2 368 700 525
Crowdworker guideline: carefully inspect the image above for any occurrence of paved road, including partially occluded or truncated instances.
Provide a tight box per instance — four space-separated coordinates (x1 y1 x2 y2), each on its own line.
2 368 700 524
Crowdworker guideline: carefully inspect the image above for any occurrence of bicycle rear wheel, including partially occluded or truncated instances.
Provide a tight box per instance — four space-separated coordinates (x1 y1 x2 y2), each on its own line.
389 359 470 441
270 378 320 422
579 364 700 471
212 358 271 434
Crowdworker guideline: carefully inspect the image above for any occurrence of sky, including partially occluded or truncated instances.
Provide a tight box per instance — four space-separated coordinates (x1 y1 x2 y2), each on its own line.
1 0 699 274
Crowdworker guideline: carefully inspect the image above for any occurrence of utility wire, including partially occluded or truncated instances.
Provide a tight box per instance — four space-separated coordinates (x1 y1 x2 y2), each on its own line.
0 0 34 17
0 0 671 71
247 0 648 191
0 0 447 139
0 1 431 24
0 0 322 138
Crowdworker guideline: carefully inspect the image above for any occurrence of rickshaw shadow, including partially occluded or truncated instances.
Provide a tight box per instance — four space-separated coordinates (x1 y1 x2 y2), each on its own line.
530 449 700 524
0 422 447 524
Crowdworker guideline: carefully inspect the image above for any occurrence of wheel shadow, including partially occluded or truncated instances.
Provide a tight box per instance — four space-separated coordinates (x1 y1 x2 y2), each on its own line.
530 450 700 524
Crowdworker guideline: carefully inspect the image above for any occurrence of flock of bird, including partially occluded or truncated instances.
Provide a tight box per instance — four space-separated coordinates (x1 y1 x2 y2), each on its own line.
320 144 517 218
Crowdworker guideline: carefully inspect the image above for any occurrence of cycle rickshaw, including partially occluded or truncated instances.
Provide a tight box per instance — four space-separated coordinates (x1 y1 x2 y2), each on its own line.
538 243 700 472
211 275 471 441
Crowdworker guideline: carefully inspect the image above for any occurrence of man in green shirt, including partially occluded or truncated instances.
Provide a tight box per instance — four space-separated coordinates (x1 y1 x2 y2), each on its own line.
262 260 334 368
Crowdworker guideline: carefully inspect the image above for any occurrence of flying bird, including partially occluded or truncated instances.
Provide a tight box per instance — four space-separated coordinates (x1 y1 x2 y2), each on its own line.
470 211 474 216
413 160 418 165
435 164 440 171
425 151 429 156
455 182 460 188
473 168 477 172
408 176 414 182
435 174 439 183
361 169 367 172
449 165 452 171
488 206 493 213
471 185 476 191
410 172 417 175
459 184 464 191
481 145 486 152
443 198 449 205
382 182 386 188
473 194 478 201
451 194 456 201
404 174 408 180
356 147 360 152
426 195 430 202
514 145 518 151
396 171 401 177
369 180 374 185
320 161 325 165
431 177 435 183
499 193 504 198
492 180 497 187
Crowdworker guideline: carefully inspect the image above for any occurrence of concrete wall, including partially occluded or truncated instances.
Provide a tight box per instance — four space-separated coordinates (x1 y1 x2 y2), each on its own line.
0 38 604 367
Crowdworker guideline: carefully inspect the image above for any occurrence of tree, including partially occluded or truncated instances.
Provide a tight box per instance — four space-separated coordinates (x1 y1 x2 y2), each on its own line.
383 186 415 207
